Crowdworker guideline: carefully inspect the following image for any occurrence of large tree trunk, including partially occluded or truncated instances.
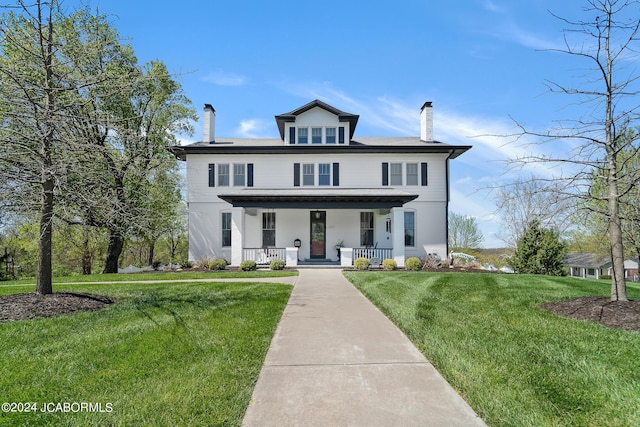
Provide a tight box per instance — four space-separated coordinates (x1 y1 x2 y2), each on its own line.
36 177 54 295
104 231 124 273
607 163 627 301
82 234 92 275
147 239 155 267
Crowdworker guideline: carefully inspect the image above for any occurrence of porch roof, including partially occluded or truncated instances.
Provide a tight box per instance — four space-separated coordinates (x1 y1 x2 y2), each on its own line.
218 188 418 208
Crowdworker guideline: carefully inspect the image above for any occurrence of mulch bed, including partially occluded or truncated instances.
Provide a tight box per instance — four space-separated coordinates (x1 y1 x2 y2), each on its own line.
541 297 640 332
0 292 114 322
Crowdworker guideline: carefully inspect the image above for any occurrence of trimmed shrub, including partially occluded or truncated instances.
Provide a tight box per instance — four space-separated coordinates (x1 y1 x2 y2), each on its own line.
354 257 370 271
600 274 611 280
208 258 228 271
382 259 397 270
239 260 257 271
270 259 286 270
405 257 423 271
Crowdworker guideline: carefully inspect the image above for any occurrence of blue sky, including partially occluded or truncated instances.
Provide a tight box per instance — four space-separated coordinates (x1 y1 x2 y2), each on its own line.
86 0 598 247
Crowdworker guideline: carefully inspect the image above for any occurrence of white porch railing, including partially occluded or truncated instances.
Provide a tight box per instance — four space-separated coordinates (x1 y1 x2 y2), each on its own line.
353 248 393 265
243 248 286 265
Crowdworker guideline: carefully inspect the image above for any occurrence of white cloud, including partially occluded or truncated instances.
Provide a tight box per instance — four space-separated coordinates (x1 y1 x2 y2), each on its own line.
201 71 246 86
236 119 270 138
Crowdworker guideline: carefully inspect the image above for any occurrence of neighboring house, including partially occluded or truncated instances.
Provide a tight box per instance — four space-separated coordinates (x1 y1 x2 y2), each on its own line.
169 99 471 267
565 253 610 279
565 252 639 279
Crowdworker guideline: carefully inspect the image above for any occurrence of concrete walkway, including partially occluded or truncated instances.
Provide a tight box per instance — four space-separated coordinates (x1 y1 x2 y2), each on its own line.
242 269 486 427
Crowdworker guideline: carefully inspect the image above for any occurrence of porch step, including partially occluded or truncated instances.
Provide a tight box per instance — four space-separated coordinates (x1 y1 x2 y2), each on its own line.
299 259 340 266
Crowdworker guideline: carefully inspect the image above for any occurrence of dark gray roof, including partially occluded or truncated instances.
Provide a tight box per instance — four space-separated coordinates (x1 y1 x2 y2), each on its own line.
169 137 471 160
275 99 359 140
564 252 610 268
218 188 418 209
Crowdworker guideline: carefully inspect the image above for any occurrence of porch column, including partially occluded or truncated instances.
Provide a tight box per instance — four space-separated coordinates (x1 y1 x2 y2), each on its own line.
231 207 244 267
391 207 405 267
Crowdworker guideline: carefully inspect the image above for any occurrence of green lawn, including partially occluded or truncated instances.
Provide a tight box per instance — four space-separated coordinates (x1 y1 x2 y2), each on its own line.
0 280 292 426
344 271 640 427
0 270 298 286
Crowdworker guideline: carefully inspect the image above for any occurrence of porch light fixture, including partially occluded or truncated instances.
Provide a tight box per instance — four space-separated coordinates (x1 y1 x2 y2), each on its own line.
294 239 301 248
314 210 321 219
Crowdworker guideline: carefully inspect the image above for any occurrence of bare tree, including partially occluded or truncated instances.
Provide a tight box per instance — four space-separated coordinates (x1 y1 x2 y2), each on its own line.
509 0 640 301
0 0 89 293
494 175 574 247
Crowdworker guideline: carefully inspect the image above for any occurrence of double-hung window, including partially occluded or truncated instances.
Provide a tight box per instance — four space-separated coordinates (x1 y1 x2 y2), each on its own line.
233 164 245 186
318 163 331 186
390 163 403 185
326 128 336 144
218 164 230 186
312 128 322 144
221 212 232 247
406 163 418 185
360 212 374 246
298 128 308 144
303 164 315 186
262 213 276 247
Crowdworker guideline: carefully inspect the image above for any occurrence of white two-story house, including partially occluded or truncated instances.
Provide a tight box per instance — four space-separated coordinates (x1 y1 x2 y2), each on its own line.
170 99 471 267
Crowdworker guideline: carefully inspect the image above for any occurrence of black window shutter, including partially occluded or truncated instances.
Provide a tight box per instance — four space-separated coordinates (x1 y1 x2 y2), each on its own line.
208 163 215 187
293 163 300 187
333 163 340 186
289 127 295 144
247 163 254 187
421 162 428 186
338 127 345 144
382 162 389 186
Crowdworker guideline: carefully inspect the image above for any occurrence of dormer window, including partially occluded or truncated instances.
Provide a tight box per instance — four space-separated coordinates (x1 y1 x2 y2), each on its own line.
312 128 322 144
298 128 308 144
290 126 343 145
326 128 336 144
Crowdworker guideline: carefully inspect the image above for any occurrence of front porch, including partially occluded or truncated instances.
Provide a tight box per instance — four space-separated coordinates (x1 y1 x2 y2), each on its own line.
242 246 395 267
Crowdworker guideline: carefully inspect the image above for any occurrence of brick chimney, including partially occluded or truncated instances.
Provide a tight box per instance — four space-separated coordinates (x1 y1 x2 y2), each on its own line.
420 102 433 142
203 104 215 143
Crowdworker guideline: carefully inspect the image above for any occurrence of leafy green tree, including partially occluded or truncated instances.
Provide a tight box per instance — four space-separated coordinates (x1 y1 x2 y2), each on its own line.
448 212 483 251
510 221 568 276
62 58 195 273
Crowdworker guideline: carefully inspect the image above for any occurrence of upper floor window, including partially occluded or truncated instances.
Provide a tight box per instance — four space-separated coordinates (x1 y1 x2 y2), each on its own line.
209 163 253 188
290 126 342 145
390 163 403 185
382 162 428 187
318 163 331 186
312 128 322 144
234 164 245 186
326 128 336 144
294 162 340 187
298 128 308 144
303 164 315 186
406 163 418 186
218 164 230 186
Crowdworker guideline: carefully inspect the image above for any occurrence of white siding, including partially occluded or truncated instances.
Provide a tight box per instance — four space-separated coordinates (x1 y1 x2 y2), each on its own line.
187 152 449 201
